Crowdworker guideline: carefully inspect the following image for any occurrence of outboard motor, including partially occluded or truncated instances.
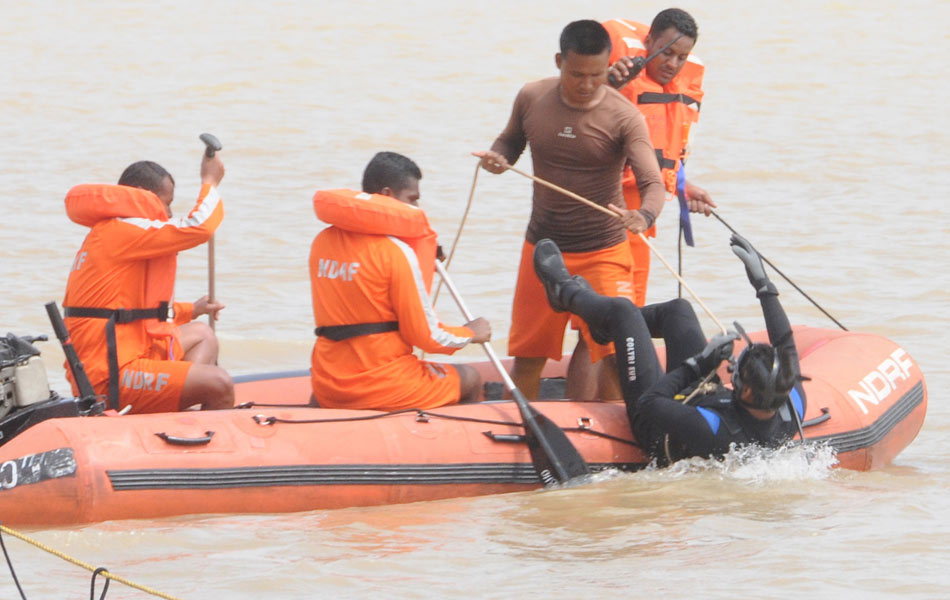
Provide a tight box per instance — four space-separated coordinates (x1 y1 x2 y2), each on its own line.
0 307 105 448
0 333 54 419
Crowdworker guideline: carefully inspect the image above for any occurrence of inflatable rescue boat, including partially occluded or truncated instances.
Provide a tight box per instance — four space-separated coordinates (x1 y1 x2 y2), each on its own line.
0 326 926 526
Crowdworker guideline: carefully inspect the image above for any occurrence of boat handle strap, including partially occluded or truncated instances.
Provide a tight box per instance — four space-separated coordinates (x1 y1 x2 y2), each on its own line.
155 431 215 446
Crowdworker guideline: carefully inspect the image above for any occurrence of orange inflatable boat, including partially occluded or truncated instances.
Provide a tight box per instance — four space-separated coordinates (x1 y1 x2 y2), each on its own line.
0 326 926 526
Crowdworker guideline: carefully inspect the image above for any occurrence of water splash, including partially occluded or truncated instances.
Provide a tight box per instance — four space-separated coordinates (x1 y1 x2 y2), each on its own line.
645 441 839 484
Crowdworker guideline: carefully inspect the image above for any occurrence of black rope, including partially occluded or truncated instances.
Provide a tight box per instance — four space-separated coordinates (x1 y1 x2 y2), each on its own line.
255 408 523 428
237 401 325 409
0 525 27 600
253 408 638 447
90 567 110 600
253 408 419 426
711 210 848 331
677 221 684 299
563 426 641 448
422 410 522 428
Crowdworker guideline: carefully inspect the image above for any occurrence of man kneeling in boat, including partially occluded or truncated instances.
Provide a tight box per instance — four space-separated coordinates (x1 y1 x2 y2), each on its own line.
62 151 233 414
309 152 491 410
533 234 807 464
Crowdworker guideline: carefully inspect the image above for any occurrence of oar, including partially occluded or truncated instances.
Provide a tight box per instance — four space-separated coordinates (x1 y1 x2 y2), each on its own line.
199 133 222 331
434 260 590 484
505 165 728 335
710 210 848 331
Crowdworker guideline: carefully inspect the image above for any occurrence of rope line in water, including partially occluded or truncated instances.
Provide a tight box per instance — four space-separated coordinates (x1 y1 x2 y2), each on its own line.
0 525 185 600
709 210 848 331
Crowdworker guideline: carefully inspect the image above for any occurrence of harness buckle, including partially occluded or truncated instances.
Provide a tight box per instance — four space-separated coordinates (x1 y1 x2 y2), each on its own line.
577 417 593 430
114 309 136 324
156 302 169 322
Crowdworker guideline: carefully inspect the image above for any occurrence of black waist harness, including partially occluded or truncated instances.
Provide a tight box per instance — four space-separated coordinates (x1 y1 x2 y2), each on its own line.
63 302 169 410
314 321 398 341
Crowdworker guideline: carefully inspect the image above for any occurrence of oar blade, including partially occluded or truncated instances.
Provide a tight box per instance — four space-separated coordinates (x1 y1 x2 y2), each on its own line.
513 390 590 484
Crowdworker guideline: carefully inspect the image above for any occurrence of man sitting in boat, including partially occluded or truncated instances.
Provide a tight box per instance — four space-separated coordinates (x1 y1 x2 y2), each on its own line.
309 151 491 410
62 152 233 414
533 234 806 465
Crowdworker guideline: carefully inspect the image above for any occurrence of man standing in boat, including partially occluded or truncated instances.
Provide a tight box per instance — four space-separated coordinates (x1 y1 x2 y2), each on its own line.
533 234 806 463
62 152 234 413
569 10 717 400
309 151 491 410
474 19 666 401
604 8 715 305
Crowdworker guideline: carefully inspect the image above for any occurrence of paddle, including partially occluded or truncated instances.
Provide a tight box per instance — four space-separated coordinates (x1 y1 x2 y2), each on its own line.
433 260 590 484
199 133 222 331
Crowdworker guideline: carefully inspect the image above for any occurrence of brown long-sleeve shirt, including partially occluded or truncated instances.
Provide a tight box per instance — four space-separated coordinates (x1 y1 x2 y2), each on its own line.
492 77 665 252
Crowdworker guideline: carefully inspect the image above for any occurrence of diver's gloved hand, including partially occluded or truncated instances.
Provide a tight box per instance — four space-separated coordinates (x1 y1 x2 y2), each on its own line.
730 234 777 297
684 332 738 377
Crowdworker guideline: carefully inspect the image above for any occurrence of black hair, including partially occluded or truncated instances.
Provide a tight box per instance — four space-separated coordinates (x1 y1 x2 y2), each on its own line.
361 151 422 195
734 343 796 411
117 161 175 194
649 8 699 41
559 20 611 56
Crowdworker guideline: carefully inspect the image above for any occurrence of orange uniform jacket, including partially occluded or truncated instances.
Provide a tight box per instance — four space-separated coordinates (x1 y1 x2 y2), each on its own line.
310 190 473 409
603 18 705 232
62 183 223 397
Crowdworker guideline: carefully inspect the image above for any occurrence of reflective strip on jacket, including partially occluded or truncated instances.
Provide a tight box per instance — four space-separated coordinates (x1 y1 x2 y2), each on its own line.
309 190 473 407
62 183 223 393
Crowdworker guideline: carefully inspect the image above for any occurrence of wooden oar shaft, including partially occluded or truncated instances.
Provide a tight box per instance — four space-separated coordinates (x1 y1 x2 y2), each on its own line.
506 165 727 334
434 260 590 483
434 261 514 392
208 236 216 331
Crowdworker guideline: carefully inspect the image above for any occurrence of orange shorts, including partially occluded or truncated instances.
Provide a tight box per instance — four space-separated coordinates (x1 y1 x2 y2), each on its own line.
621 179 657 307
115 357 192 413
391 360 461 410
102 337 191 414
312 350 462 411
509 240 635 363
627 232 651 307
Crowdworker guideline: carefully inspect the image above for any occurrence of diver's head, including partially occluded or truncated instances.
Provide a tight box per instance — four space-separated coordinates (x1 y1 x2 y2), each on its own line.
731 343 796 412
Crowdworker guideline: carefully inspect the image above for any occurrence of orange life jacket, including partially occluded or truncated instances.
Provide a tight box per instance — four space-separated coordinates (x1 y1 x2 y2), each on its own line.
603 18 705 211
62 183 221 407
309 189 472 409
314 189 439 292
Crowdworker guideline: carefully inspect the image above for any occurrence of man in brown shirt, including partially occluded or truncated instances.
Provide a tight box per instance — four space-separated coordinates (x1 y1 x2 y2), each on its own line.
475 19 666 399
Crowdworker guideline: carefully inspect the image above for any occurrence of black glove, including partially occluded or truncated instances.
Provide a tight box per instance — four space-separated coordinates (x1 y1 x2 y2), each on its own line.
684 332 737 377
730 234 777 297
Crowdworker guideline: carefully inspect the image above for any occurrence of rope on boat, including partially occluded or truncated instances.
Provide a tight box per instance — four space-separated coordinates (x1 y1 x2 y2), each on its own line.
0 524 185 600
252 408 642 447
709 210 848 331
431 161 481 308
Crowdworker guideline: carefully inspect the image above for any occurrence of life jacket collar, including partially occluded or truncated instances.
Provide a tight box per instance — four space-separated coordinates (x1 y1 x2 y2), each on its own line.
65 184 168 227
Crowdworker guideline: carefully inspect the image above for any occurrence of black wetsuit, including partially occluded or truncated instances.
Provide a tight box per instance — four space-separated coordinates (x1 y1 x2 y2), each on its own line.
566 290 807 465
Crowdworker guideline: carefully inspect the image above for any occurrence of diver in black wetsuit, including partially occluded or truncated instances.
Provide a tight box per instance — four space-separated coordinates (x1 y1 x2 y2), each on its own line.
533 234 807 466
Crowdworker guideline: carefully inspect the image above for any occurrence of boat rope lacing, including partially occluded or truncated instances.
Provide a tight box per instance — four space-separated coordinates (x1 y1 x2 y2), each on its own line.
0 523 184 600
250 408 641 447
